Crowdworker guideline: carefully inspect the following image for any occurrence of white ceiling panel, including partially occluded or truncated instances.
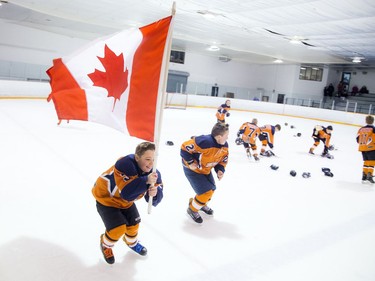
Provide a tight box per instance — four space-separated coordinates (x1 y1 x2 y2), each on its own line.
1 0 375 67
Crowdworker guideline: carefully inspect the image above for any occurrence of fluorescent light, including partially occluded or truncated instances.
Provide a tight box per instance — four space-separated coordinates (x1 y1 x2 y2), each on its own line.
290 39 302 45
202 13 216 19
207 45 220 51
274 59 283 63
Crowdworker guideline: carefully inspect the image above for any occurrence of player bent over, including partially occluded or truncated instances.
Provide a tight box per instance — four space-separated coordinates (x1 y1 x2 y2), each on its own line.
259 124 281 156
238 118 261 161
181 123 229 223
92 142 164 264
309 125 334 158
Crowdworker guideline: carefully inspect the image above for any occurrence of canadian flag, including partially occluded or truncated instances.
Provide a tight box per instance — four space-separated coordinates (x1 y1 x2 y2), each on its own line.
47 16 173 141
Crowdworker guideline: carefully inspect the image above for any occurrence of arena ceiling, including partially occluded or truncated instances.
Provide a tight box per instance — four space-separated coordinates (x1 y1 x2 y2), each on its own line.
1 0 375 68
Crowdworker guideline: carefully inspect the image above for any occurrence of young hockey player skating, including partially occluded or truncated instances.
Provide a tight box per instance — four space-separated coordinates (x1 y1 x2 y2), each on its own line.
181 122 229 223
216 100 231 123
92 142 164 264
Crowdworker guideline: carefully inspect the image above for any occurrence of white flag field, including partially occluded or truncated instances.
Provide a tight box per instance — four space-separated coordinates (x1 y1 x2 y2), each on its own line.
47 15 173 142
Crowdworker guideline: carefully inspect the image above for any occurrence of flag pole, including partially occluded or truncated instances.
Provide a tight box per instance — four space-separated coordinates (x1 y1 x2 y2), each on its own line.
148 2 176 214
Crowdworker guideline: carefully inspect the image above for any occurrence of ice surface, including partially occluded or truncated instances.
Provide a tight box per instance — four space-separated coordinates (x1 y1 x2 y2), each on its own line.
0 99 374 281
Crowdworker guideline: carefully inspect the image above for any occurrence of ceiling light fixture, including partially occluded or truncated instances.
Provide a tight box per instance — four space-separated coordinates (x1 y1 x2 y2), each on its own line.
289 39 302 45
352 57 362 63
274 59 283 63
207 45 220 51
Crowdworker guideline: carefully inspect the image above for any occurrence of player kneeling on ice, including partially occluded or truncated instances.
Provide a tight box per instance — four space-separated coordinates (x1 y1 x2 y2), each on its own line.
258 124 281 157
92 142 163 264
309 125 334 159
181 122 229 224
357 115 375 184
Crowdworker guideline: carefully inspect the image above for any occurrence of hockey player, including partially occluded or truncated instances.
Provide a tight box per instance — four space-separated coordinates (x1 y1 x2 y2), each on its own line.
92 142 164 264
259 124 281 156
181 122 229 224
309 125 333 158
216 99 231 123
357 115 375 183
238 118 261 161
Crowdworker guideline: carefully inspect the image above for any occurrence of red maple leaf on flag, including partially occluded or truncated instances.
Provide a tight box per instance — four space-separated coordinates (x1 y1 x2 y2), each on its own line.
88 44 128 110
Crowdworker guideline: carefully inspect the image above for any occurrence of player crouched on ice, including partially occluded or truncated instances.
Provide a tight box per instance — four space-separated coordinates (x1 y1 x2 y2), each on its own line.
309 125 334 159
357 115 375 184
258 124 281 157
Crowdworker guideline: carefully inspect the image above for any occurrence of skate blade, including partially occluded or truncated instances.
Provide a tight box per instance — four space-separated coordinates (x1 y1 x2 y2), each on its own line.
361 180 375 184
186 213 203 225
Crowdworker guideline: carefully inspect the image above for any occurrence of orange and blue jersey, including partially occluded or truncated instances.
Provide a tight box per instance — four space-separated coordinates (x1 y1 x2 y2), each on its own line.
259 124 276 148
357 125 375 152
312 125 331 146
181 134 229 175
216 104 230 122
238 122 260 144
92 154 163 209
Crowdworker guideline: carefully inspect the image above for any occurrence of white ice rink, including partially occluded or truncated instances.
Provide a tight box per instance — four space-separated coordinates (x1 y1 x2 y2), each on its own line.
1 99 375 281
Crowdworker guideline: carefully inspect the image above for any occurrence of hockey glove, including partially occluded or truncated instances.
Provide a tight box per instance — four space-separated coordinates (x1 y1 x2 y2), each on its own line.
235 137 243 145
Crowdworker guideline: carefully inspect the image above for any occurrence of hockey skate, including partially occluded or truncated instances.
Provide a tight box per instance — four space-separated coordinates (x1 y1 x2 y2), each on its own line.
100 234 115 264
201 205 214 215
187 207 203 223
364 172 375 184
308 148 315 155
321 152 334 159
188 198 214 216
129 242 148 256
123 236 148 256
362 172 367 183
245 148 252 159
260 150 275 157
